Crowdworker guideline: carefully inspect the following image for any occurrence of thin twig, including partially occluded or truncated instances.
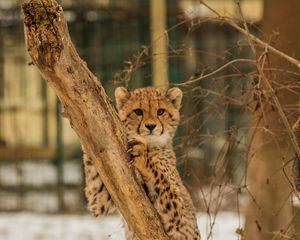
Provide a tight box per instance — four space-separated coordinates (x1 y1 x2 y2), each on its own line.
175 58 255 86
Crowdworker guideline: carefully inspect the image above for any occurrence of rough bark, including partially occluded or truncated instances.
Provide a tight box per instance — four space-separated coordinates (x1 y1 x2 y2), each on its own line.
21 1 169 239
244 1 300 239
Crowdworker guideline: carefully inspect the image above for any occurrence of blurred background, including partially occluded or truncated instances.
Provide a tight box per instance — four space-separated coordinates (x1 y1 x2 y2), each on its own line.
1 0 300 240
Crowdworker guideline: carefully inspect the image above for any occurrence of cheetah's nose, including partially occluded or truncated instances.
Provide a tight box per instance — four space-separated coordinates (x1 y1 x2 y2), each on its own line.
145 124 156 131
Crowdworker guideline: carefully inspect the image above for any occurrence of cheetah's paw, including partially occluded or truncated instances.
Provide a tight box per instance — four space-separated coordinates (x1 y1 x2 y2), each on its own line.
127 136 147 165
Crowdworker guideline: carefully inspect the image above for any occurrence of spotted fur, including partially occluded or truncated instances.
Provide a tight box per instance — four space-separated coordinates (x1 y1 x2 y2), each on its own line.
82 152 116 216
83 87 201 239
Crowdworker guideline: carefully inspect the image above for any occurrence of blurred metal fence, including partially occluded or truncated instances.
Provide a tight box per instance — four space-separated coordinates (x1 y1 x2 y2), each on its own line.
0 1 254 213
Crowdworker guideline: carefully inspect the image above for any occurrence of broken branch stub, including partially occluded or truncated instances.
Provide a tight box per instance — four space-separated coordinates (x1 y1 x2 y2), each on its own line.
22 0 169 239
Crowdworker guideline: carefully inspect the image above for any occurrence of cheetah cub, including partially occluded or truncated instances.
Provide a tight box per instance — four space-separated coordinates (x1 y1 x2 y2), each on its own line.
83 87 201 239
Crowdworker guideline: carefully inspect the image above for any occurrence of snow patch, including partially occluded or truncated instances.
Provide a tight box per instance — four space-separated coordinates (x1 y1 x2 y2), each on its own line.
0 212 244 240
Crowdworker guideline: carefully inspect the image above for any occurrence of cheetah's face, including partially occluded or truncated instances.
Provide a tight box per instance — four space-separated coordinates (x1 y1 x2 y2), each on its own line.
115 87 182 146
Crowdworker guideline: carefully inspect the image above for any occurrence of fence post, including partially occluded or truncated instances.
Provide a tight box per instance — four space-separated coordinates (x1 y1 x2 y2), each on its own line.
150 0 169 89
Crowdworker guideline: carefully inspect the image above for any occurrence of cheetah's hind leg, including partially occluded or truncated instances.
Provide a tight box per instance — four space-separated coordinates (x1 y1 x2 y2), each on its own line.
83 153 116 216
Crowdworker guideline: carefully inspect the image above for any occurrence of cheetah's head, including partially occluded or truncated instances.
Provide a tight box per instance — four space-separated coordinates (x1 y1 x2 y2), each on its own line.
115 87 182 147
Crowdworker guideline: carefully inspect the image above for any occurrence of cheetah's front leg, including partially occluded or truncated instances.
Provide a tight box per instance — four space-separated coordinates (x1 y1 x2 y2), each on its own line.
124 136 148 240
127 135 148 172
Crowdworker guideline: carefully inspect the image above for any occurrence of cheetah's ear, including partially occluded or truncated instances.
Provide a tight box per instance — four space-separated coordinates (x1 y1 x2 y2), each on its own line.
166 87 182 110
115 87 130 110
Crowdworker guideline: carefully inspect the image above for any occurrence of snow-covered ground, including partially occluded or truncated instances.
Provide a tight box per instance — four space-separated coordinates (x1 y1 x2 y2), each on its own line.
0 160 245 239
0 212 243 240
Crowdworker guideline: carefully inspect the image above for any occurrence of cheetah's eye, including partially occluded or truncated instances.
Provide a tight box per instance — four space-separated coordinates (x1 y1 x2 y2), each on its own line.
157 108 165 116
133 108 143 116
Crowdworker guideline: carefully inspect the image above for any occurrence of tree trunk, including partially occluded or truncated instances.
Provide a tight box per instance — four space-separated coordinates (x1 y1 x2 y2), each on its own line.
21 1 169 239
244 1 300 239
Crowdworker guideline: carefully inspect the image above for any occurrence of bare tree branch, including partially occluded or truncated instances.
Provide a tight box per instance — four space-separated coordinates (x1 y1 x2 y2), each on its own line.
195 0 300 166
21 0 169 239
199 0 300 68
